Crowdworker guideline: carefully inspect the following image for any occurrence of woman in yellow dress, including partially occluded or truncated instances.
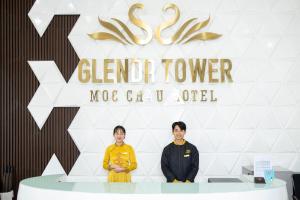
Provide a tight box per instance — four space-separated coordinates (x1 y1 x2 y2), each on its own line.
103 125 137 182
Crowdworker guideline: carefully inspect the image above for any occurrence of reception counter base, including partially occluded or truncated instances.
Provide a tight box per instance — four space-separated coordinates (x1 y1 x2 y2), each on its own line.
18 175 288 200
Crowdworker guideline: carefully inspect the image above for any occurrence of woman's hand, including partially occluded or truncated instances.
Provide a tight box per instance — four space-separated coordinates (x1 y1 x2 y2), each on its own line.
113 167 126 173
109 164 126 173
109 164 120 169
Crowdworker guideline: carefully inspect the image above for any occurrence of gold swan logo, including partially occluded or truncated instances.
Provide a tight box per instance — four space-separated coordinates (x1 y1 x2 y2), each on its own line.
88 3 221 45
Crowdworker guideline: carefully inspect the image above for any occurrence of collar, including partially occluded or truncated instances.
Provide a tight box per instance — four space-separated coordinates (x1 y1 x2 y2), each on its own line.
115 142 125 147
173 139 186 146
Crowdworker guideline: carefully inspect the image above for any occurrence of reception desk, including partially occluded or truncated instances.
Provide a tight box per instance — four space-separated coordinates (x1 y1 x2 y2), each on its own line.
18 175 288 200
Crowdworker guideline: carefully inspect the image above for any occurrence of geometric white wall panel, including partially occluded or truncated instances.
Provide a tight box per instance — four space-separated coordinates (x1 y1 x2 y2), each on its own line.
28 0 300 181
42 154 66 176
27 61 66 129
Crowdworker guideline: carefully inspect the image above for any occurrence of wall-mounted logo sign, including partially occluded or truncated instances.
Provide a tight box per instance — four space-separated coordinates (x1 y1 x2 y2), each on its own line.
76 3 233 104
88 3 221 45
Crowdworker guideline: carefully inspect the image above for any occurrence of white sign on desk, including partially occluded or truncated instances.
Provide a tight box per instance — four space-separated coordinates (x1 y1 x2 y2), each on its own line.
254 156 272 177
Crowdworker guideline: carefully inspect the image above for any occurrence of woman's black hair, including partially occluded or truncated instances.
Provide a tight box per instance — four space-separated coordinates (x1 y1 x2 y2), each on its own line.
172 121 186 131
113 125 126 135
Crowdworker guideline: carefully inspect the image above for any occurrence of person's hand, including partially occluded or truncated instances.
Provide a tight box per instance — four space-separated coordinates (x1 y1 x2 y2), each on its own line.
113 167 125 173
109 164 120 169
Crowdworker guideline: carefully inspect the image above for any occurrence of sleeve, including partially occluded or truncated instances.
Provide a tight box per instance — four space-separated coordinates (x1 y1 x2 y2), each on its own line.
161 147 176 182
128 146 137 171
186 146 199 182
103 147 110 170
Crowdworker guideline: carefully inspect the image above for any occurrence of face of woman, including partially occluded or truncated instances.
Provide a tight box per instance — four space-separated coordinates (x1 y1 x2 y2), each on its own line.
114 129 125 144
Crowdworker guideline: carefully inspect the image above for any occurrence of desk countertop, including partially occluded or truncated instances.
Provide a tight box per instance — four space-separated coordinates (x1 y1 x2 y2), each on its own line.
17 175 288 200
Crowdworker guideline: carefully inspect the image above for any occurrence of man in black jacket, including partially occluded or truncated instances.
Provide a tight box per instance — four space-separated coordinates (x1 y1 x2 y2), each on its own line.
161 121 199 182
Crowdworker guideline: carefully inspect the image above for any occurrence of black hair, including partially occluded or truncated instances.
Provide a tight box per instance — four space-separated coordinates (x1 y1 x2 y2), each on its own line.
113 125 126 135
172 121 186 131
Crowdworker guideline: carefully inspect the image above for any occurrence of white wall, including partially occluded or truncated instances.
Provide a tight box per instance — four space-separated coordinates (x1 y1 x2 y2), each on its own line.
28 0 300 181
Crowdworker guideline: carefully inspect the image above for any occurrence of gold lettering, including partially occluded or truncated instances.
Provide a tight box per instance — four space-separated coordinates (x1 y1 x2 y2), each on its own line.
210 90 217 102
127 90 133 102
102 90 109 101
200 90 207 101
162 59 172 82
189 59 206 82
92 59 102 83
175 58 186 82
78 59 90 83
221 59 233 83
116 59 128 83
191 90 197 101
90 90 99 102
156 90 163 102
182 90 189 101
112 90 118 102
104 59 114 83
208 59 218 83
136 91 143 102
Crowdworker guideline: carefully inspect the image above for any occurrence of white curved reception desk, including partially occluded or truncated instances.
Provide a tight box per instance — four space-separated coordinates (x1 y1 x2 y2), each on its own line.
18 175 288 200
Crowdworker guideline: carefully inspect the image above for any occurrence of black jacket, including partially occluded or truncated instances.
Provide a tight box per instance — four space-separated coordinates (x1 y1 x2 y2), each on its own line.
161 141 199 182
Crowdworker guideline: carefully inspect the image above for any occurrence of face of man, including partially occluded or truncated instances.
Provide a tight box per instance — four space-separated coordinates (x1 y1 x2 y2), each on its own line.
114 129 125 144
172 125 185 141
